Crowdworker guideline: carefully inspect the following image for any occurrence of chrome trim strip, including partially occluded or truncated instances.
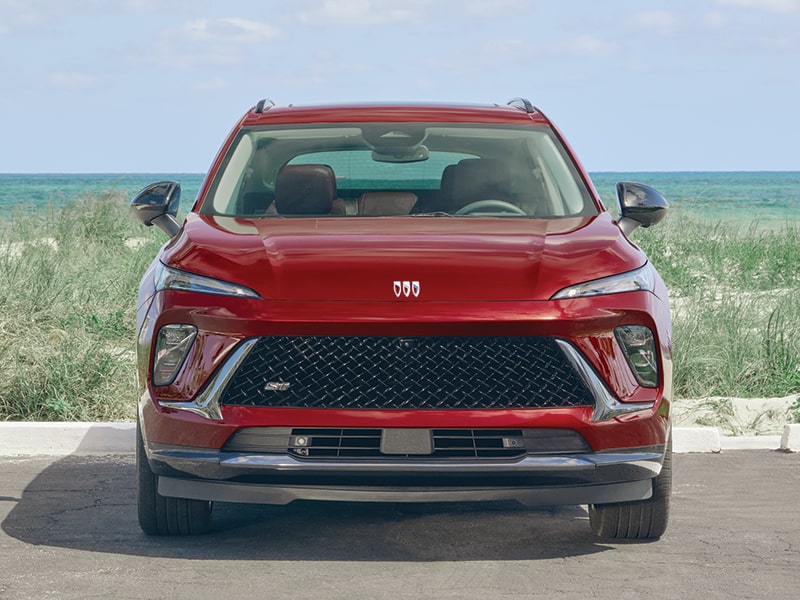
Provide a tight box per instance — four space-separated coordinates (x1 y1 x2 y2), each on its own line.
148 444 664 480
159 338 259 421
555 339 654 421
158 476 654 507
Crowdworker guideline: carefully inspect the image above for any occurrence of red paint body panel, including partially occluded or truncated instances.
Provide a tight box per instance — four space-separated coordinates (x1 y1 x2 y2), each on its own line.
163 213 642 302
141 401 669 454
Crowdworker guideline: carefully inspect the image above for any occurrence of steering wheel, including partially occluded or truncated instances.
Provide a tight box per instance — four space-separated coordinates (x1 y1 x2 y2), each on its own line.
454 199 526 216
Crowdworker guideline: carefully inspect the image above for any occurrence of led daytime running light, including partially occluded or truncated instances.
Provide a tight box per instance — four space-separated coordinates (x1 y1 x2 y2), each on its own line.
551 263 655 300
154 263 261 299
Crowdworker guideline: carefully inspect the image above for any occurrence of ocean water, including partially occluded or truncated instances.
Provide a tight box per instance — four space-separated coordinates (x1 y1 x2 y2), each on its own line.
0 172 798 225
0 173 205 215
591 171 799 226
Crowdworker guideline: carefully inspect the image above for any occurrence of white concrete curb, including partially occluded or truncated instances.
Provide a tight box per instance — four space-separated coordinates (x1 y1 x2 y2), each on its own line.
0 422 136 456
721 434 782 451
781 424 800 452
674 427 721 453
0 422 795 456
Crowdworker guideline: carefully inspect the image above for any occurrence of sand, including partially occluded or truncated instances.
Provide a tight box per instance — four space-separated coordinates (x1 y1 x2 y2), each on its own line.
672 394 798 436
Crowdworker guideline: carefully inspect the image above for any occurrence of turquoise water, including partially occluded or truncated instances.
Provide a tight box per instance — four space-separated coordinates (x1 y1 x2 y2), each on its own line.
591 172 799 226
0 172 798 225
0 173 205 215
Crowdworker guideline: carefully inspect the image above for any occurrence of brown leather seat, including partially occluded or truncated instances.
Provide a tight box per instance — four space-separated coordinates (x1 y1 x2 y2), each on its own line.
275 164 336 215
240 191 275 215
442 158 512 213
357 192 418 216
411 159 515 214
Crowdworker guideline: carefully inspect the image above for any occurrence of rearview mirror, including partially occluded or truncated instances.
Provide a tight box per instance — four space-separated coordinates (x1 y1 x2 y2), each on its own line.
371 145 430 163
131 181 182 237
616 182 668 235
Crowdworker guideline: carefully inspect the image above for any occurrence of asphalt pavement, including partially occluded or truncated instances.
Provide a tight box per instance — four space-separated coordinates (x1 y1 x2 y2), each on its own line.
1 450 798 599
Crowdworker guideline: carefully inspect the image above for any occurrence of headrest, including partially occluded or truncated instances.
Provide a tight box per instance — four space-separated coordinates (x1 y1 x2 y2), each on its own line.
275 164 336 215
357 192 418 216
450 158 511 204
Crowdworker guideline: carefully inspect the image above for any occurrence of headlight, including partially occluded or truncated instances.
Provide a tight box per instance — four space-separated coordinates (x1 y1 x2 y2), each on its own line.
154 262 261 299
551 263 656 300
615 325 659 387
153 324 197 386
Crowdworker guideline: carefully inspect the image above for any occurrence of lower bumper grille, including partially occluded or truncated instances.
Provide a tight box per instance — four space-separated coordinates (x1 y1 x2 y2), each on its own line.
289 428 527 459
222 427 591 459
217 336 595 410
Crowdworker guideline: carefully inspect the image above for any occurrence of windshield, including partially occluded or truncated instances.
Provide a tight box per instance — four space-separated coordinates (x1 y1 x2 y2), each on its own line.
200 123 597 219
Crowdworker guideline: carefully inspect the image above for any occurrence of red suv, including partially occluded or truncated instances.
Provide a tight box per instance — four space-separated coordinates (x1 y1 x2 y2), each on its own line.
131 98 672 539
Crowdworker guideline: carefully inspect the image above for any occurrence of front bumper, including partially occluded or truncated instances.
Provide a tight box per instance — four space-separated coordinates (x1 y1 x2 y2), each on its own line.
148 443 666 507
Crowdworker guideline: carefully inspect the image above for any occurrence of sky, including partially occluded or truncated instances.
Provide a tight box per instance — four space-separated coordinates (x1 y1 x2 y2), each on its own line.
1 0 799 173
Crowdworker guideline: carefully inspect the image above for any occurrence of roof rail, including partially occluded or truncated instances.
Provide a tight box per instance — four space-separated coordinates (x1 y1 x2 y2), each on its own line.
254 98 275 114
507 97 535 113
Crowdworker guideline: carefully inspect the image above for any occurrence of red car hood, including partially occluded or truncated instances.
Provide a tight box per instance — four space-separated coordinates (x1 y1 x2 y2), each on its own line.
163 213 644 302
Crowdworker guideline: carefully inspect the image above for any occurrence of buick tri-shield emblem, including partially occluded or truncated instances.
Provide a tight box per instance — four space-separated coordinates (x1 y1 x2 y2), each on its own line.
394 280 420 298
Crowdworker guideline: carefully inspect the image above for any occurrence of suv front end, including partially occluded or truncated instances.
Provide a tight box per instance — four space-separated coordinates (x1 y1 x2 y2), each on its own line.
132 99 672 539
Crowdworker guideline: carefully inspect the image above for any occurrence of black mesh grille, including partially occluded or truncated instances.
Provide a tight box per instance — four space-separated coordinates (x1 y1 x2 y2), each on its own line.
218 336 593 410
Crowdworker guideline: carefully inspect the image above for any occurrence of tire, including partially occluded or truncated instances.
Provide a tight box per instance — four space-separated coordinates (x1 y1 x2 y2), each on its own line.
136 423 213 536
589 435 672 540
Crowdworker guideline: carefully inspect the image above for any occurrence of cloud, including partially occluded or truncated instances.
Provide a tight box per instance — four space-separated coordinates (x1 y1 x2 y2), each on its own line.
0 0 66 31
716 0 800 13
178 17 279 44
148 17 280 68
121 0 198 12
465 0 531 18
193 77 228 91
627 10 681 36
704 11 730 28
550 35 617 57
49 71 96 88
0 0 203 36
296 0 535 25
297 0 423 26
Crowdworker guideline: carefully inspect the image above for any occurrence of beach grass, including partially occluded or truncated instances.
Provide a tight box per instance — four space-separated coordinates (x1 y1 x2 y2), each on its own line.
635 212 800 401
0 196 798 422
0 193 162 420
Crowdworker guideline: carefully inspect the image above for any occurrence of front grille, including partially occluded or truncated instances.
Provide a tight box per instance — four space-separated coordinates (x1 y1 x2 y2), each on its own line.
218 336 594 410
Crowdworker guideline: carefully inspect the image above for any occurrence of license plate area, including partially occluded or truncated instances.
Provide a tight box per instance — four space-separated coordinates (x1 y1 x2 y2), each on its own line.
380 429 433 455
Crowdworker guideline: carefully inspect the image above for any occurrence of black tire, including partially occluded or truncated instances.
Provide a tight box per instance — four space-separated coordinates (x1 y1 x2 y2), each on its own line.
136 423 213 536
589 435 672 540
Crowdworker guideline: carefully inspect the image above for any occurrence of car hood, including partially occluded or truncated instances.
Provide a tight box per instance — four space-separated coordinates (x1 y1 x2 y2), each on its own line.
162 213 644 302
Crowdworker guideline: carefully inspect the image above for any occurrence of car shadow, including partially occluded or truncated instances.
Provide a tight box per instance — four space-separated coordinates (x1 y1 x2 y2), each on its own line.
2 454 618 561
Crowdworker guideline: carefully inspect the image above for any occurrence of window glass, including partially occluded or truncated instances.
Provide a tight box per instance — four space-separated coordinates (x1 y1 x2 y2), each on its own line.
289 151 473 190
201 123 596 219
210 134 254 214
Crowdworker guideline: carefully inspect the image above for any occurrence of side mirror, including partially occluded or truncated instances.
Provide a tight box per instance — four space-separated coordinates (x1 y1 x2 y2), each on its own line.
131 181 182 237
616 182 668 236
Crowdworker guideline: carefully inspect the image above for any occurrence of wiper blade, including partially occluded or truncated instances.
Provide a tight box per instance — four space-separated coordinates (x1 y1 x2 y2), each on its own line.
410 211 455 217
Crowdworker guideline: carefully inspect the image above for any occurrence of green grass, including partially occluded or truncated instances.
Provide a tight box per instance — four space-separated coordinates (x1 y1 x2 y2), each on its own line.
0 198 798 421
0 193 163 421
635 212 800 402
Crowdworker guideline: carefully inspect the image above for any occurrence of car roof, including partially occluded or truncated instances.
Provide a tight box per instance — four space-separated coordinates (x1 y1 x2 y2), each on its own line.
240 99 553 127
